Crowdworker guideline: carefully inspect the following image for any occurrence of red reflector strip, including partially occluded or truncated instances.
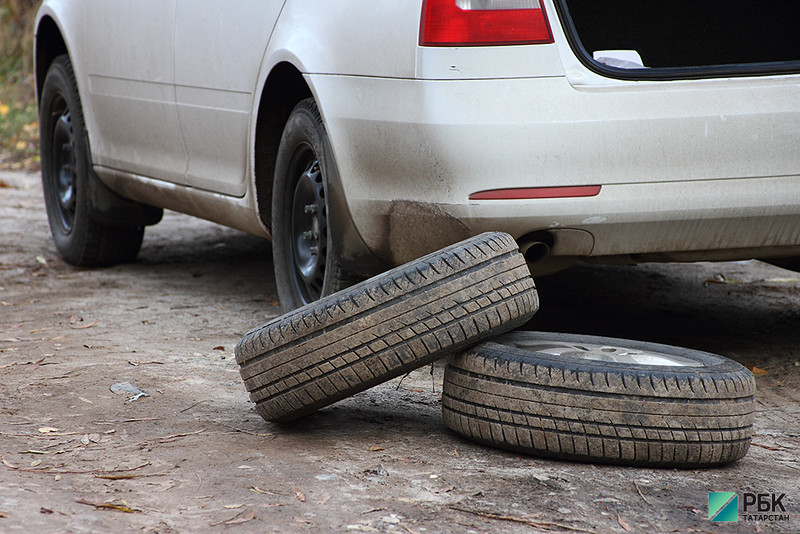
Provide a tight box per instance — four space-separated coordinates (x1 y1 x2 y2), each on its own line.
469 185 602 200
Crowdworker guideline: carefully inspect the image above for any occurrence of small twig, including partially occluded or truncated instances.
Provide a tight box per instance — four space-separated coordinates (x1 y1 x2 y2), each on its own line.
395 371 413 391
139 428 207 445
180 401 208 413
76 499 139 513
361 507 387 515
751 442 782 451
2 460 151 476
93 418 159 425
210 509 255 527
634 479 652 506
95 471 170 480
217 422 273 437
450 506 597 533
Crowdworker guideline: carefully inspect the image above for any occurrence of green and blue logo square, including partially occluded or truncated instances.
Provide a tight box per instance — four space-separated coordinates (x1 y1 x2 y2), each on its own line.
709 492 738 522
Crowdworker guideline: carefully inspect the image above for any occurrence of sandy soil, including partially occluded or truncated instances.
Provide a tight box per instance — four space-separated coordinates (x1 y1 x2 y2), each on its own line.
1 169 799 533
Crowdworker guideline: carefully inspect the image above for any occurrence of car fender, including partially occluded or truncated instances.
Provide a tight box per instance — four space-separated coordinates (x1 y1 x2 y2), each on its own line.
34 0 95 139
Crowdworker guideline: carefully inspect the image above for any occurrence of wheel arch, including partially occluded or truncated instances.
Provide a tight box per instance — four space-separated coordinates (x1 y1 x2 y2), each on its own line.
253 62 312 232
34 15 69 106
252 62 388 278
36 16 163 229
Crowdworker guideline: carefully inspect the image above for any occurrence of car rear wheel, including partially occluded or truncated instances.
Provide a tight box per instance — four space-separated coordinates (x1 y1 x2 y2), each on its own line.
442 331 755 467
272 98 357 311
39 55 146 266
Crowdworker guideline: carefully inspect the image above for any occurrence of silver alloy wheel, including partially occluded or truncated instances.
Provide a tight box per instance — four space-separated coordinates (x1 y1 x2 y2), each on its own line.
504 338 703 367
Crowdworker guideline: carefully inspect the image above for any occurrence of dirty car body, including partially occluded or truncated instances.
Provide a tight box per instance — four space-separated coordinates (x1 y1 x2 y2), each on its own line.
35 0 800 308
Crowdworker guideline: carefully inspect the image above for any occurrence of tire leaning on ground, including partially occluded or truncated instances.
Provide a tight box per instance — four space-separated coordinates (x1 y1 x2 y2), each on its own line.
442 332 756 468
236 232 538 423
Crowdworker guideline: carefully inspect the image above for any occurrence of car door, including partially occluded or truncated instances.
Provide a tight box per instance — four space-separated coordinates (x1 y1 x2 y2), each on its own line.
83 0 187 183
173 0 285 197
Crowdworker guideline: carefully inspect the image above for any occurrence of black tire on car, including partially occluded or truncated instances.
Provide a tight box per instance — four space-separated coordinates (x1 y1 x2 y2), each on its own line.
39 55 145 266
442 332 756 467
271 97 358 311
236 232 538 423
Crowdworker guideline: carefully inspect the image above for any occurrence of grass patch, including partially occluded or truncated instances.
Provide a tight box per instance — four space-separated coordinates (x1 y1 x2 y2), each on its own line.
0 0 40 171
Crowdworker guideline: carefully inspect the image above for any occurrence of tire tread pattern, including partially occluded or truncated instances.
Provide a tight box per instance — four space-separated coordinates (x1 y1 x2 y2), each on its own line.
236 232 538 422
442 334 755 467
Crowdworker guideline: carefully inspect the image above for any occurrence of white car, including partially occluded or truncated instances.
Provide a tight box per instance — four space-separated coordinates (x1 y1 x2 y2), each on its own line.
35 0 800 310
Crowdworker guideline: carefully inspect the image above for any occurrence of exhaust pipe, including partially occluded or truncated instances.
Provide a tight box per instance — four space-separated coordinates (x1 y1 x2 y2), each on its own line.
519 240 551 264
517 231 554 264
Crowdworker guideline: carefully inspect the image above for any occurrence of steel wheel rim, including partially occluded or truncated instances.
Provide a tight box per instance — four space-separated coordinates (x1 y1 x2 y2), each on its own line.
289 147 328 304
49 96 77 232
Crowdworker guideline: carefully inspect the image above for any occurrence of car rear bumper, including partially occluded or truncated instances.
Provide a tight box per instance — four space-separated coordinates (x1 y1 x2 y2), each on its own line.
310 72 800 265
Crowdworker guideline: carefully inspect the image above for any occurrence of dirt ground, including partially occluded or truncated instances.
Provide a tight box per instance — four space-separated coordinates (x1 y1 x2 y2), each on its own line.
1 169 799 533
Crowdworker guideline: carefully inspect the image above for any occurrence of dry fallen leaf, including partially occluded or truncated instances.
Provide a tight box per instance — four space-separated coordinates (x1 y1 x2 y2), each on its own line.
222 510 255 526
750 366 769 376
69 320 99 330
617 514 633 531
294 490 306 502
77 498 140 513
369 446 385 452
38 427 59 434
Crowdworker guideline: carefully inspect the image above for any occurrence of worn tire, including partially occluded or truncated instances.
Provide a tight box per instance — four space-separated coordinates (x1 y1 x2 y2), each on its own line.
236 232 538 422
442 332 755 467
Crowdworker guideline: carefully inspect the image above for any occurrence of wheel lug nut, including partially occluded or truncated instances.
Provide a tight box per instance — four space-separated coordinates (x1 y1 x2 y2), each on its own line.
304 204 317 214
302 230 315 240
309 246 319 255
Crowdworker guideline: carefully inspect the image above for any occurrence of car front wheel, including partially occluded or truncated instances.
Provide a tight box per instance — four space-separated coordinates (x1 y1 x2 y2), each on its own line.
39 55 146 266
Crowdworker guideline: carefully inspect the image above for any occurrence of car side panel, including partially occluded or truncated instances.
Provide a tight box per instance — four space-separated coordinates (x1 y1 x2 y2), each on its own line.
82 0 187 183
262 0 420 78
174 0 285 197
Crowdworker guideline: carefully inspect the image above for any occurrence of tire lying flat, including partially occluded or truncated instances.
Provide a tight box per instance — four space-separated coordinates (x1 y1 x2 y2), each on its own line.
236 232 538 423
442 332 756 467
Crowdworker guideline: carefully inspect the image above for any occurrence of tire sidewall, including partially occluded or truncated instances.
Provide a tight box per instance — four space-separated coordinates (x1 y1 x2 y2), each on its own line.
272 99 340 311
39 56 92 263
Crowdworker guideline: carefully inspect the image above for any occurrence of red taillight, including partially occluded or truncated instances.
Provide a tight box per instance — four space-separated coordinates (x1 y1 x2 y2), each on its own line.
420 0 553 47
